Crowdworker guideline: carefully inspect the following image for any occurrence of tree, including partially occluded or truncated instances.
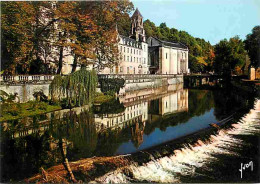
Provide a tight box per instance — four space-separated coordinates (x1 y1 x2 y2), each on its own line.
1 2 57 74
90 1 134 71
1 1 134 75
214 36 247 76
244 26 260 67
2 2 40 74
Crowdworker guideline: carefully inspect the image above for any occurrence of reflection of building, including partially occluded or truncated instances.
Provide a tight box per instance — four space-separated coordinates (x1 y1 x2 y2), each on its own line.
148 89 188 123
94 86 188 131
148 89 188 117
131 121 145 148
94 101 148 130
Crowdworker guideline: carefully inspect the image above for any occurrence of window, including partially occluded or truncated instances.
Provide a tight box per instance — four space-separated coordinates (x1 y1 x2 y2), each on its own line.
120 46 122 52
134 57 135 62
139 58 141 62
131 48 132 53
124 55 125 61
134 49 135 54
131 56 132 62
127 56 129 61
127 48 129 53
134 67 135 74
166 53 168 59
127 67 130 74
139 50 141 55
124 47 125 52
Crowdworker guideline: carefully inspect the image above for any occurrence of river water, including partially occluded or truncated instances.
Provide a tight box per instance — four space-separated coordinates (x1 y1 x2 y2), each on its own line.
1 84 259 182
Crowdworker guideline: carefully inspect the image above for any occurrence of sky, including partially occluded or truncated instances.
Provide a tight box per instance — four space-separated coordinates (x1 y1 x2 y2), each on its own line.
131 0 260 45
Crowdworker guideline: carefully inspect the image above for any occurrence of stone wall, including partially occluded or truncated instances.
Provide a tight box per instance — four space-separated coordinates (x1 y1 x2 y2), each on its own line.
1 75 184 103
122 75 183 94
0 83 50 103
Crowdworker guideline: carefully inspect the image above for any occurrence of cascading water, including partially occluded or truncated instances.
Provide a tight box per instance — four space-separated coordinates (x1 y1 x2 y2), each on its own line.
93 99 260 183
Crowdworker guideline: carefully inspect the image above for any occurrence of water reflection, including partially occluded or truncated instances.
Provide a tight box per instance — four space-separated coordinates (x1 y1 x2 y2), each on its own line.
0 84 255 182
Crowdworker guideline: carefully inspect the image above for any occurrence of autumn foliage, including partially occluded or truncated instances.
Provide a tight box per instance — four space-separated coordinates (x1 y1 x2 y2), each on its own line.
1 1 133 75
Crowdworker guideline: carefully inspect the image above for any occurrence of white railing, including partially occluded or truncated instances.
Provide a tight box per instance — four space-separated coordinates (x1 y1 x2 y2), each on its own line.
0 75 55 83
98 74 183 80
1 74 183 84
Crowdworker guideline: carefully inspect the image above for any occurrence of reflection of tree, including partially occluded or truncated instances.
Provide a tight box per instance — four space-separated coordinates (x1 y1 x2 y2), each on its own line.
93 98 125 114
49 109 98 160
213 88 255 121
0 108 97 182
0 130 62 182
94 128 132 156
188 89 214 117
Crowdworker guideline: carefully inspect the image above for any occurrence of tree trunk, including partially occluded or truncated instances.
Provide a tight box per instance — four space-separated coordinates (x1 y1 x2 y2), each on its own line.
57 32 66 75
71 55 78 73
57 46 64 74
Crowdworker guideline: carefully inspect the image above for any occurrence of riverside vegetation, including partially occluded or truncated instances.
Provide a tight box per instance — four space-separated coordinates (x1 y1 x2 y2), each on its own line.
0 69 125 122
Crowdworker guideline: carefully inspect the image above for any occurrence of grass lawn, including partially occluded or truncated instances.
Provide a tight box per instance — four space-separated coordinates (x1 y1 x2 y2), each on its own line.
0 101 61 122
0 92 115 121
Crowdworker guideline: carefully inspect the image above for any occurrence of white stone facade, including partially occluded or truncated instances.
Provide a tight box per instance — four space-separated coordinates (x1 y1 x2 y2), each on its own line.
147 37 189 75
98 8 149 75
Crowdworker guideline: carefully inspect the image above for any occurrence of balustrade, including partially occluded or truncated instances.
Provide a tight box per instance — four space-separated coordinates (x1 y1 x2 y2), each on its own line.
0 75 54 84
98 74 182 81
1 74 181 84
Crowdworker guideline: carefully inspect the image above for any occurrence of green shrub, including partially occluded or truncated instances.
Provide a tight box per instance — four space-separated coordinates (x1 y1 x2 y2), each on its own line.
98 78 125 94
33 91 48 102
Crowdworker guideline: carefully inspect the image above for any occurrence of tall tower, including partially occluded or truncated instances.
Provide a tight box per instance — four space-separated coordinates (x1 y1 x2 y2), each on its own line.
131 8 146 42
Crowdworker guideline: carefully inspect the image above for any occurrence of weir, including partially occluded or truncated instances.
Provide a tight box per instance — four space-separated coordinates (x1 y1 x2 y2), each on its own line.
93 99 260 183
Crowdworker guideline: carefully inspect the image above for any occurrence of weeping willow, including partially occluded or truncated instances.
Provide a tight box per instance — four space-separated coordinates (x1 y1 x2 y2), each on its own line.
50 69 97 107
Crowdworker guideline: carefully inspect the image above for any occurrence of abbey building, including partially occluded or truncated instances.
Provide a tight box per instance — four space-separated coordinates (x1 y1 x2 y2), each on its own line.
99 8 189 75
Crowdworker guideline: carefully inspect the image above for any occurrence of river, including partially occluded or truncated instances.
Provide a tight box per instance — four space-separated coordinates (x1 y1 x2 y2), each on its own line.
0 84 259 182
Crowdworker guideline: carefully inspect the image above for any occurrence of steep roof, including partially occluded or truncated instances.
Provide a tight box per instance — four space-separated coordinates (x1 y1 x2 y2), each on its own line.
132 8 143 18
148 37 188 49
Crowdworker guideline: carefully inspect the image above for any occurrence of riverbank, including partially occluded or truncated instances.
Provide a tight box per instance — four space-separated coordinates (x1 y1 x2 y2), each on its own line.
0 92 115 122
231 79 260 96
0 102 61 122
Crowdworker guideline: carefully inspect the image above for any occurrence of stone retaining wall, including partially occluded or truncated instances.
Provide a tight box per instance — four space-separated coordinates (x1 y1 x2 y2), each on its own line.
1 75 183 102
